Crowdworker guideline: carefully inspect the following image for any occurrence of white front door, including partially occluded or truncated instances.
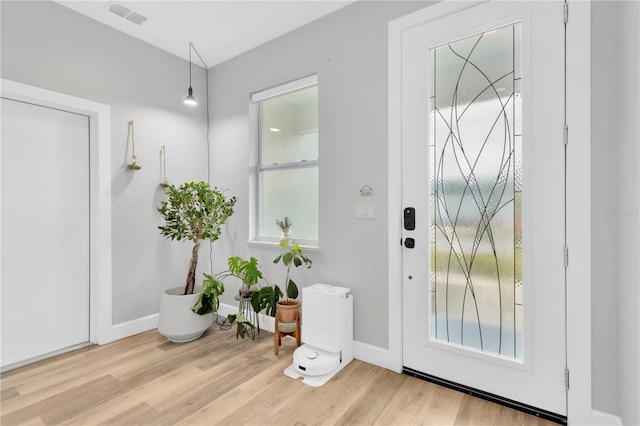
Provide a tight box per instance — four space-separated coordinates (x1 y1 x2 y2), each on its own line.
1 97 91 370
401 1 566 417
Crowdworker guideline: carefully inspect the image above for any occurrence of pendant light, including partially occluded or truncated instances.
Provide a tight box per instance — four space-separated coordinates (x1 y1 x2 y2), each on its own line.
184 44 197 105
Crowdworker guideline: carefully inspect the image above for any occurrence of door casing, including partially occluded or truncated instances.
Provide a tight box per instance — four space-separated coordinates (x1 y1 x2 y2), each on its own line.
0 79 113 348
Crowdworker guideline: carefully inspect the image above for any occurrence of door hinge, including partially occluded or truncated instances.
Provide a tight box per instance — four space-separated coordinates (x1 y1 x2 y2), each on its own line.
565 368 570 390
563 124 569 146
564 2 569 24
564 246 569 268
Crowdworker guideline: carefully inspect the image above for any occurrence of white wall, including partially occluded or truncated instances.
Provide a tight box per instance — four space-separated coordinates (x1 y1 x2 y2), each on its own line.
591 1 640 424
208 0 432 348
0 0 210 326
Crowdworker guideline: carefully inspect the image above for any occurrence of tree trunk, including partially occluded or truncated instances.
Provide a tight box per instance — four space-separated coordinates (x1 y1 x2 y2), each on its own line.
185 239 201 295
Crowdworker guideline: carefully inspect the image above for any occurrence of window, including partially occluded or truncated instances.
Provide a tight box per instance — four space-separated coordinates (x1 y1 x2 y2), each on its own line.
252 75 319 245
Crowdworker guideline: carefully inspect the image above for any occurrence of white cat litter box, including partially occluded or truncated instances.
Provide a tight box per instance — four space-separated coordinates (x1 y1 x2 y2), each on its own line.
284 283 353 387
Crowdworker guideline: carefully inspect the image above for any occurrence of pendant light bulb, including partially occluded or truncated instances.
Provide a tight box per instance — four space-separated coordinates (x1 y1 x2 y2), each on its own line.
183 42 206 107
184 86 197 105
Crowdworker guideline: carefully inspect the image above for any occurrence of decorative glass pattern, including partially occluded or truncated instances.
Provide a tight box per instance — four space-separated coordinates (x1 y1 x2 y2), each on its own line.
429 24 523 359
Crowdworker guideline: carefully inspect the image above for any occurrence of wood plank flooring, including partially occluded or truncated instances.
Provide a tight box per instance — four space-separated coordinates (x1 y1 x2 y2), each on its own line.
1 323 557 425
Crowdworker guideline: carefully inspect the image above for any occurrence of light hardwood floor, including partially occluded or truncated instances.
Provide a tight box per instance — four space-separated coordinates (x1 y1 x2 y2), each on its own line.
1 323 557 425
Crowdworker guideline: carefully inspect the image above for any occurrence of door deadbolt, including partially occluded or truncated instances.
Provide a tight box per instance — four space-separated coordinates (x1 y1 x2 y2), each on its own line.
404 207 415 230
404 238 415 249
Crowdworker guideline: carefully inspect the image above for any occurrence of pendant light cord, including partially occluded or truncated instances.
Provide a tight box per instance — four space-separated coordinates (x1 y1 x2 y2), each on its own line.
188 42 214 274
188 46 192 89
197 51 224 329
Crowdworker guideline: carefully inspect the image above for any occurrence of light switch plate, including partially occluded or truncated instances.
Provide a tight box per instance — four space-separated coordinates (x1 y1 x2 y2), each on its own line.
356 203 376 220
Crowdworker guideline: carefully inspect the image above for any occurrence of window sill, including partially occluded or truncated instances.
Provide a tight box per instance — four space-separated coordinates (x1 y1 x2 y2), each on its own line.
246 240 320 253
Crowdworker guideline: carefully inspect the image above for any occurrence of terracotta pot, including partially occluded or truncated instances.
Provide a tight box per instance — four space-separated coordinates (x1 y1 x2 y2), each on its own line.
277 299 301 323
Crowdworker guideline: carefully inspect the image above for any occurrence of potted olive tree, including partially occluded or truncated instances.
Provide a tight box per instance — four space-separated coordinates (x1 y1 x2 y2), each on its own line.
157 181 236 342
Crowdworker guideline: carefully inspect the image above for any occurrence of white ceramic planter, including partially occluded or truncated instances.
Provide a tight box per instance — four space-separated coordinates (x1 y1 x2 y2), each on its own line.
158 286 213 343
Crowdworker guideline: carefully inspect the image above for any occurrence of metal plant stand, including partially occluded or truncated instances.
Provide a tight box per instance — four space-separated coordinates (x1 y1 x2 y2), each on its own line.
234 295 260 339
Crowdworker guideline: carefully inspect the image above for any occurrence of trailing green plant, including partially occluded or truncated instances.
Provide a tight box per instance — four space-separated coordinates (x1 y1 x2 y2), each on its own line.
251 242 312 316
191 273 225 315
157 181 236 296
227 314 255 339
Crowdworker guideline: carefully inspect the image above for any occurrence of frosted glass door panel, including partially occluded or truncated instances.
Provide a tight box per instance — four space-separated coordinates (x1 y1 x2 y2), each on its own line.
1 98 90 368
430 24 523 359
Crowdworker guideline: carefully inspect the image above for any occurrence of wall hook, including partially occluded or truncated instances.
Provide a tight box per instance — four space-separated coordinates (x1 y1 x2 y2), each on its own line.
160 145 170 187
359 185 373 196
127 120 141 170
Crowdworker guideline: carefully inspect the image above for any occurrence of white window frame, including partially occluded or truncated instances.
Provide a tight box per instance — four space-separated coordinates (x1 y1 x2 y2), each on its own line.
249 74 319 249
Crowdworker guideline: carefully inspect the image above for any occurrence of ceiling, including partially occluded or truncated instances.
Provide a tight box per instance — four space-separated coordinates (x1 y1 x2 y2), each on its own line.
54 1 355 68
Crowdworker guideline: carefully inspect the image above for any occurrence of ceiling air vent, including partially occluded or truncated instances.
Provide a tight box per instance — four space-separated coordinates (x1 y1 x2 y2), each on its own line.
107 3 130 18
106 2 147 26
126 12 147 25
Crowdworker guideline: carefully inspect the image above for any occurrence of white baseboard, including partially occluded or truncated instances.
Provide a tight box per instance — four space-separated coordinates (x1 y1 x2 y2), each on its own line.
98 313 159 344
591 410 623 426
100 305 392 374
216 302 236 319
353 341 391 369
98 302 266 345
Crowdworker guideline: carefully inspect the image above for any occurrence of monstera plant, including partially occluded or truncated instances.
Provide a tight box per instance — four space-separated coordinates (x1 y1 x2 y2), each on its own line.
218 256 265 338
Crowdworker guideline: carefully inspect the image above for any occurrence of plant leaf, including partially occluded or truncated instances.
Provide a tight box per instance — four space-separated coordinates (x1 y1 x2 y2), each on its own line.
251 286 281 317
287 279 298 300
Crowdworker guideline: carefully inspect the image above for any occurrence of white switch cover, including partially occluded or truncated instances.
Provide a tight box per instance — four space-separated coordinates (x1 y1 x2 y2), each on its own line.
356 203 376 220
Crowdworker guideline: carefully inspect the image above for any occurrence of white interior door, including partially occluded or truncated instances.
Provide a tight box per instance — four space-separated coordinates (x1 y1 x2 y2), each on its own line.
401 1 566 417
1 97 90 370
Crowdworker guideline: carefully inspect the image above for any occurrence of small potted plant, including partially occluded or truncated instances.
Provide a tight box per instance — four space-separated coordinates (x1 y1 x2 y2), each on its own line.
276 216 293 245
156 181 236 342
252 241 312 323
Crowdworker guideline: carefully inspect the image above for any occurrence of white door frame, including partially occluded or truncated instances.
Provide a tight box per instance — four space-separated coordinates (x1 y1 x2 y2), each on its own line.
1 78 113 345
388 2 593 424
